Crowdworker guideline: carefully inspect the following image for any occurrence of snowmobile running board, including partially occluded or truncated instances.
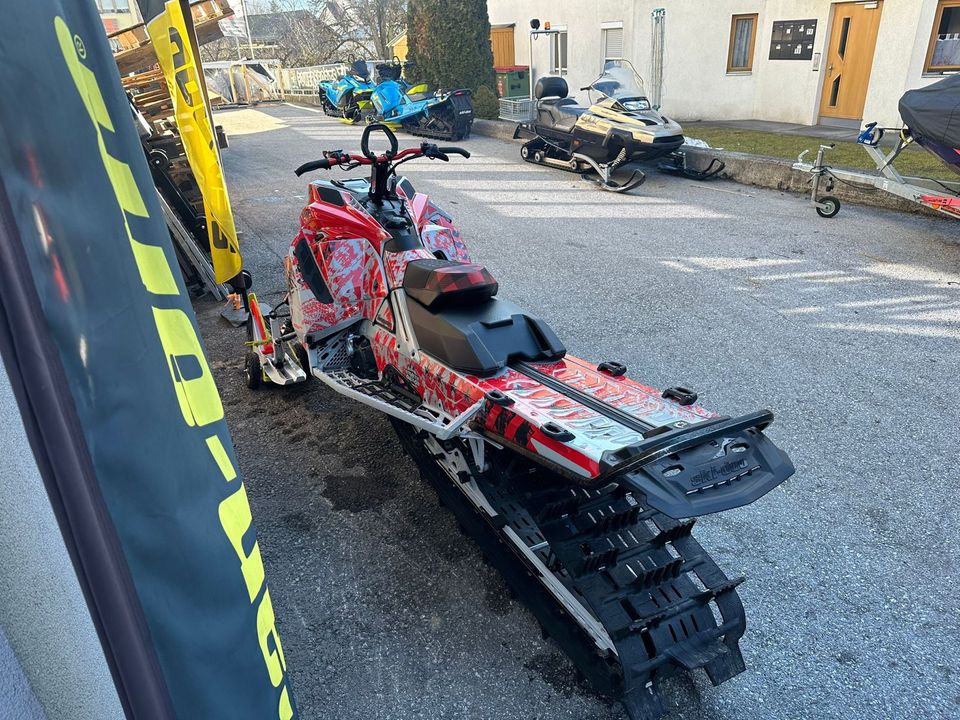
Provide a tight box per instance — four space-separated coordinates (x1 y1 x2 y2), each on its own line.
514 126 646 193
658 151 726 181
515 123 724 188
314 367 485 440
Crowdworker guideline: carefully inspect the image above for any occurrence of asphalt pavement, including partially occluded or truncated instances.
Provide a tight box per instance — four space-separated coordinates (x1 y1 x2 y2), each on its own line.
196 103 960 720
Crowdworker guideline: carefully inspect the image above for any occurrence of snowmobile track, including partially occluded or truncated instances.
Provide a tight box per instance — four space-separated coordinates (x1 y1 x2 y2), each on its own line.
392 420 750 720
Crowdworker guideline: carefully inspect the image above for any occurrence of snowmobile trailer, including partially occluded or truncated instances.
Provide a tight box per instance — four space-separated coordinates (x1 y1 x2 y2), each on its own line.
794 73 960 219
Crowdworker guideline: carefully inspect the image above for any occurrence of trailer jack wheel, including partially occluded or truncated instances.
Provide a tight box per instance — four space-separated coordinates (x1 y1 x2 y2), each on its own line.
815 195 841 218
245 353 262 389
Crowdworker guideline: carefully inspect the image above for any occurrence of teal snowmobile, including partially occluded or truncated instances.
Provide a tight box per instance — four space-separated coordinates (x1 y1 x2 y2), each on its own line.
318 59 375 123
368 59 474 141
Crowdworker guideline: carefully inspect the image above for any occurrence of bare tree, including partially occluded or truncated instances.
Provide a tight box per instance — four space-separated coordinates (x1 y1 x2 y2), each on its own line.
201 1 360 66
320 0 407 61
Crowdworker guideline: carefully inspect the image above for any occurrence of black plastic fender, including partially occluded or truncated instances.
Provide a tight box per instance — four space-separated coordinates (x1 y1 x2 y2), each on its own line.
600 411 795 519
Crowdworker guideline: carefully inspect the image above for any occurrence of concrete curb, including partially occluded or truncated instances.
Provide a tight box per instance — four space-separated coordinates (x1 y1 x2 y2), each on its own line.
471 118 520 143
679 147 925 214
470 118 931 215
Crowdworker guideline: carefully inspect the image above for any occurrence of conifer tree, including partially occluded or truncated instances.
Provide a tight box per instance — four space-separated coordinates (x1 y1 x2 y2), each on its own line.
406 0 496 92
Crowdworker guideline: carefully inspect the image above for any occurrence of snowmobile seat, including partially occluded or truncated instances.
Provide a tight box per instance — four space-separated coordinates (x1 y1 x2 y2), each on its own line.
538 100 587 132
405 294 566 376
402 258 499 311
534 76 587 132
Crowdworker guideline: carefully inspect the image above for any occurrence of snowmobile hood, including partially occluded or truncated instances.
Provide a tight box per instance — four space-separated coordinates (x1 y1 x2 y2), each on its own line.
579 101 682 140
588 99 682 135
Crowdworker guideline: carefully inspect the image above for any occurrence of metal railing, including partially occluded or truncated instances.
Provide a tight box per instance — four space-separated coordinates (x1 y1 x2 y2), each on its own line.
278 63 348 97
278 60 388 99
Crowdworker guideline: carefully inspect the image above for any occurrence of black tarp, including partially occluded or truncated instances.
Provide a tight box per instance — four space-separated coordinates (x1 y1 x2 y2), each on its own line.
0 3 297 719
899 75 960 149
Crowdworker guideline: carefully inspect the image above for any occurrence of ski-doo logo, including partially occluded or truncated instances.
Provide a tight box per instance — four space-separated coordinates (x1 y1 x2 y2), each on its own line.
689 459 750 488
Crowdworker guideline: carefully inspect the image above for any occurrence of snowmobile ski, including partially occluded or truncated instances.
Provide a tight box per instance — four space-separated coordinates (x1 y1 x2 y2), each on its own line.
658 151 726 181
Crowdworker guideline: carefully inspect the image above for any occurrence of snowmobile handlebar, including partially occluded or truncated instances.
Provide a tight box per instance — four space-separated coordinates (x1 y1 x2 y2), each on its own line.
434 146 471 159
294 158 334 175
361 123 400 159
294 122 470 176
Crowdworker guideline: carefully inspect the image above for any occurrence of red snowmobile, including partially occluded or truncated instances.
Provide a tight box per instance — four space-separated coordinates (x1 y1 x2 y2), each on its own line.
247 124 795 719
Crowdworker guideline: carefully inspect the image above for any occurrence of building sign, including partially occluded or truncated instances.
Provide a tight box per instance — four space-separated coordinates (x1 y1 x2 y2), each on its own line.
769 19 817 60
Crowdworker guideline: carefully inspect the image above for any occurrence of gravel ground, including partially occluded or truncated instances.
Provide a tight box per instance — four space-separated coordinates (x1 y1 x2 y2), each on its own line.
195 103 960 720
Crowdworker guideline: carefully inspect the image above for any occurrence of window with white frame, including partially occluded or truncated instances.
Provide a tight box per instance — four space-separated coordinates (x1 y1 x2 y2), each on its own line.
551 28 568 75
602 23 624 65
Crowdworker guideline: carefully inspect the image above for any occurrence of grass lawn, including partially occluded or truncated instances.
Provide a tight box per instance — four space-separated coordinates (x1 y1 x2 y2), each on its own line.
683 123 958 181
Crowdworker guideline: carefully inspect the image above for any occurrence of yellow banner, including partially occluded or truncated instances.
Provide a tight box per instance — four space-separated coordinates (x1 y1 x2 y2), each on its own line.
146 0 242 284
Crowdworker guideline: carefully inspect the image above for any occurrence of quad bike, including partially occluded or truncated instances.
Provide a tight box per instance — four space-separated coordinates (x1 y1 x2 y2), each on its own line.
319 59 375 123
368 58 474 141
515 60 725 192
249 123 794 719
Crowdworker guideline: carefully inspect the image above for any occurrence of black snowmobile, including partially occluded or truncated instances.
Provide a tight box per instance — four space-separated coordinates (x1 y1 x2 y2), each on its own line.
515 60 724 192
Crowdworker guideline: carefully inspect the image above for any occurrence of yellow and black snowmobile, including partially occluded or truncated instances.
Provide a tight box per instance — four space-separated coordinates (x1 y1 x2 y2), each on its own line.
515 60 723 192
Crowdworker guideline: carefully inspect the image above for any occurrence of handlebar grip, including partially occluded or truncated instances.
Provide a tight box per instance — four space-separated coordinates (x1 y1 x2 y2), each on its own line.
436 146 470 158
294 159 331 176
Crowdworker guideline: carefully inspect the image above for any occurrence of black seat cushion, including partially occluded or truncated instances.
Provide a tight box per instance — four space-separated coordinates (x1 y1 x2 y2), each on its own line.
537 98 587 132
405 295 566 376
402 259 498 310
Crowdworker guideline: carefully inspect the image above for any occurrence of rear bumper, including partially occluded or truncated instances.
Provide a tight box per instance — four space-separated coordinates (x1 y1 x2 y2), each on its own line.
601 410 795 518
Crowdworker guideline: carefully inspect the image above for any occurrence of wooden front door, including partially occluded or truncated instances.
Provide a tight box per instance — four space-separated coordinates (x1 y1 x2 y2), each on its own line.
819 1 884 121
490 26 516 67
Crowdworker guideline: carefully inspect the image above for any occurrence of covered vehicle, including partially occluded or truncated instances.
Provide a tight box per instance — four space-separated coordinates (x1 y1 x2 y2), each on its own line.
899 74 960 174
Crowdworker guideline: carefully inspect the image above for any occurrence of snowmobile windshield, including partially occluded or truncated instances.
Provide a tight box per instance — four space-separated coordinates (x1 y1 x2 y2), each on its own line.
350 59 370 81
589 60 651 111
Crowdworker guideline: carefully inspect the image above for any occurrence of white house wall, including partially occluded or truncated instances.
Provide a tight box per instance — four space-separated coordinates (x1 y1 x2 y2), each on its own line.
861 0 941 125
487 0 952 128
